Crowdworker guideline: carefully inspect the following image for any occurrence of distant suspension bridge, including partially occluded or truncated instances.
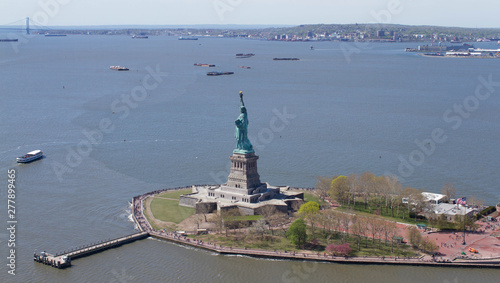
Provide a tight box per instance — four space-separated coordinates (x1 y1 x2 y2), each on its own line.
0 17 55 35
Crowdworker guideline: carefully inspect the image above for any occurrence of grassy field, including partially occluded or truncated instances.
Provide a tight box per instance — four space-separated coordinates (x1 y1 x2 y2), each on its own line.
337 202 428 226
304 192 320 203
157 188 192 200
150 198 195 224
344 236 414 257
193 233 297 251
303 192 328 206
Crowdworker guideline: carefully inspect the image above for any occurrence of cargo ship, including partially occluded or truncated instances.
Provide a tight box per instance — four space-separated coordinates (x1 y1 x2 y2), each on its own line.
44 34 67 37
0 39 18 42
207 72 234 76
109 66 129 71
273 58 300 61
194 63 215 67
236 53 255 58
132 35 148 39
17 150 43 163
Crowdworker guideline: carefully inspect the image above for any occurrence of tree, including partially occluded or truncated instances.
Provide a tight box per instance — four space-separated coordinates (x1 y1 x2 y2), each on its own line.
371 176 388 213
197 204 212 222
299 201 320 237
351 216 368 250
403 187 425 221
467 196 484 209
441 183 457 202
221 208 240 236
210 212 224 233
329 176 349 206
259 205 284 236
437 214 451 229
385 175 402 217
326 243 352 256
315 176 332 200
251 219 267 240
454 214 477 232
406 226 422 248
322 210 342 237
421 237 439 254
383 221 397 252
287 218 307 248
340 211 352 242
370 219 385 248
347 173 360 208
359 172 376 211
299 201 320 215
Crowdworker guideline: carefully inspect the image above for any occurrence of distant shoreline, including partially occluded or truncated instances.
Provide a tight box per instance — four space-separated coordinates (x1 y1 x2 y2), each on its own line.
418 53 500 59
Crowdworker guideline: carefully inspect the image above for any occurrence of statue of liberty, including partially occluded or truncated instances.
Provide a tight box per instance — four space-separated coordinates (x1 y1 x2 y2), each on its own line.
234 91 254 154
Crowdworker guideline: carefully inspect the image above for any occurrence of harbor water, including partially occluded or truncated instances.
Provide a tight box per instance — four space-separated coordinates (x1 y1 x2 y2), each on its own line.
0 35 499 282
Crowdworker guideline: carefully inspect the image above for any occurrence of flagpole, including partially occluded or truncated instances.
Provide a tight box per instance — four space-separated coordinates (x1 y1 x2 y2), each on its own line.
462 201 466 245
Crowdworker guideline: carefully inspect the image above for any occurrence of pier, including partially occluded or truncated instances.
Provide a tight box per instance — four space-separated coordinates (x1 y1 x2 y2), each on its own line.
34 231 149 269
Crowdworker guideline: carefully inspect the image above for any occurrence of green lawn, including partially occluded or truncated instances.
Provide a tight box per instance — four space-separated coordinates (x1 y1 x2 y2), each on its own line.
193 233 297 251
303 192 328 206
157 188 192 200
337 202 429 226
150 198 195 224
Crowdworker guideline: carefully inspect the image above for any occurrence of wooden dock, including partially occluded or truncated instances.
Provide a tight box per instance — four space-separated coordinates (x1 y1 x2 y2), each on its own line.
34 231 149 269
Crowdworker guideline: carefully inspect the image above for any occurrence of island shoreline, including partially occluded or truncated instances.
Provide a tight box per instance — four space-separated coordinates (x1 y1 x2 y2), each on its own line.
132 188 500 269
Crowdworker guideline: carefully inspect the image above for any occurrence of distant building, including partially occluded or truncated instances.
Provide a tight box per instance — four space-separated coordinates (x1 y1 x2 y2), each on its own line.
422 192 448 204
377 30 385 37
426 203 476 221
402 192 447 206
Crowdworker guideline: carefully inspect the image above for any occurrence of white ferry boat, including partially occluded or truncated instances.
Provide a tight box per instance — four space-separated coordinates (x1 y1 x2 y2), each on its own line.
17 150 43 163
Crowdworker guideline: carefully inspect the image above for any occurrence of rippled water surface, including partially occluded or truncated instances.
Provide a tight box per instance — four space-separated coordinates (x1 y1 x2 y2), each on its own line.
0 35 499 282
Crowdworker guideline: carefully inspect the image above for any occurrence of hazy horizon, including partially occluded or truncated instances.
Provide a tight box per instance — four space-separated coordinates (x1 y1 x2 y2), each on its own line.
1 1 499 29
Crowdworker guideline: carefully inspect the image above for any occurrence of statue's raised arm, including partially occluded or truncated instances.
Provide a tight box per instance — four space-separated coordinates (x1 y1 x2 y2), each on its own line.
239 91 245 107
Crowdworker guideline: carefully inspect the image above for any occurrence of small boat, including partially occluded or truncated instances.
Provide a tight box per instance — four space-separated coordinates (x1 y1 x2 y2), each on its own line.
273 58 300 61
17 150 43 163
238 66 251 69
194 63 215 67
179 36 198 40
207 72 234 76
236 53 255 58
109 66 129 71
132 35 148 39
44 34 66 37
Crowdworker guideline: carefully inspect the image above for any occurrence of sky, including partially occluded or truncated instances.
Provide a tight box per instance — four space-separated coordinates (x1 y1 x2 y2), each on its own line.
0 0 498 28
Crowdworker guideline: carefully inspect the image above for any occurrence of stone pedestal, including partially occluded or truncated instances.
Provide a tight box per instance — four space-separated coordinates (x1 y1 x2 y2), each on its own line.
218 153 267 202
